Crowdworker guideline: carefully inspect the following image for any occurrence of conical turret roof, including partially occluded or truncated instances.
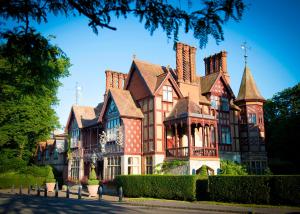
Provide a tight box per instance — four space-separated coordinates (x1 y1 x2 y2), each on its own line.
236 66 265 101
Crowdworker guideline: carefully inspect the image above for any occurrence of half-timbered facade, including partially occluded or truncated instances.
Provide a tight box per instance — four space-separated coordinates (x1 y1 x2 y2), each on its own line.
65 42 267 181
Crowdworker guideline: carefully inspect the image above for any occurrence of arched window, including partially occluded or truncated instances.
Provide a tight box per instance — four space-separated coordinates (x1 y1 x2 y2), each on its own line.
194 125 203 147
204 125 209 147
210 126 216 146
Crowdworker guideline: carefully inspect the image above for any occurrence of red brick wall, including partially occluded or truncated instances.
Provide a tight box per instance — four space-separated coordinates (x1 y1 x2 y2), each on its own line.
122 118 142 155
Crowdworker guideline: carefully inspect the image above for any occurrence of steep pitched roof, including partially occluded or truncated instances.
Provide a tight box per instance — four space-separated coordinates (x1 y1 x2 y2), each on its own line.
166 97 202 120
99 88 144 121
200 72 220 94
72 105 98 128
236 66 265 101
130 59 168 94
65 102 103 131
200 72 235 98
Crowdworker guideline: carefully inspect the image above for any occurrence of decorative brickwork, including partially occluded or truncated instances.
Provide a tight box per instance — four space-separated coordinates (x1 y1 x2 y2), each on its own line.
63 42 267 180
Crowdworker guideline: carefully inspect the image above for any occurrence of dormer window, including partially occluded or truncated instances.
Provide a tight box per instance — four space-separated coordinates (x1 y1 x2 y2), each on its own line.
163 86 173 102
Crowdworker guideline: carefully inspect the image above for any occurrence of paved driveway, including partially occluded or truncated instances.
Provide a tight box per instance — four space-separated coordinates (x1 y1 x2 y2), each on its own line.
0 193 222 214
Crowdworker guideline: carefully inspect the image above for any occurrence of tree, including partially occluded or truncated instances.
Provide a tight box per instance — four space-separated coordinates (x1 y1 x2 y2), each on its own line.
264 83 300 174
0 29 70 162
0 0 245 48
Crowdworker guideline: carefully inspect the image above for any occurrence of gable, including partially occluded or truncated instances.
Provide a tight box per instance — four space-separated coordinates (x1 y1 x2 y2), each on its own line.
126 67 152 100
210 76 235 98
104 98 120 119
65 110 78 133
155 78 181 99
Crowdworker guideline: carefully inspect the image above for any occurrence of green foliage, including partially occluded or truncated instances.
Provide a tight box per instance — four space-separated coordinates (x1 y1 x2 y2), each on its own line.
0 154 27 173
116 175 197 201
264 83 300 174
19 165 50 178
220 160 248 175
45 165 56 183
199 165 208 176
270 175 300 205
209 175 300 205
0 172 46 189
155 160 188 174
0 0 245 48
209 176 270 204
0 29 70 162
88 166 99 185
263 167 273 175
0 165 53 188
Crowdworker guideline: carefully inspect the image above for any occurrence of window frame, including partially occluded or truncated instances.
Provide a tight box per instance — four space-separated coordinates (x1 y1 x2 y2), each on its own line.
162 86 173 102
220 97 229 112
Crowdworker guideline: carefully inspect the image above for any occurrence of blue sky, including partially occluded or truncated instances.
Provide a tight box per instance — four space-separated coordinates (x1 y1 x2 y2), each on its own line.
22 0 300 128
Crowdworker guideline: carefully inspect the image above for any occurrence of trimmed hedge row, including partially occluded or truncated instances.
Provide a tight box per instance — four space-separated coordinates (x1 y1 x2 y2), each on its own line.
270 175 300 205
0 172 46 188
0 165 55 189
209 175 300 205
116 175 199 201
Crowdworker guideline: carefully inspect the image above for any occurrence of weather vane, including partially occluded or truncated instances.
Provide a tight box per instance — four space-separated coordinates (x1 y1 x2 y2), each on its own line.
241 42 251 65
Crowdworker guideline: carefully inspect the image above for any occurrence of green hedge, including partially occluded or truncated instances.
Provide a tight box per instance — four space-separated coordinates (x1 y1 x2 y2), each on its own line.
116 175 197 201
0 172 46 188
0 165 55 189
209 175 300 205
270 175 300 205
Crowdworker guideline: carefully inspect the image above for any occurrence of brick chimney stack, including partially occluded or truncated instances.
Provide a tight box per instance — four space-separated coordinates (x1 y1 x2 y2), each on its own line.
204 51 230 83
176 42 197 83
105 70 127 94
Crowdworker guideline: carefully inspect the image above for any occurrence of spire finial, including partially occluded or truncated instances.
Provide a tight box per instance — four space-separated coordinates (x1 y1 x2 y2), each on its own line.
241 42 251 66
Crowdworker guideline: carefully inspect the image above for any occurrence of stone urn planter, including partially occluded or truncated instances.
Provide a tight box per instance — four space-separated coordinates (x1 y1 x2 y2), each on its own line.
87 184 99 197
45 166 56 192
46 182 56 192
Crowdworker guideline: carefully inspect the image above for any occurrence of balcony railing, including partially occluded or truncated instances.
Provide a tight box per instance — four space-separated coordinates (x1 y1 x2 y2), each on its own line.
166 146 217 158
192 147 217 157
105 144 123 153
166 147 188 157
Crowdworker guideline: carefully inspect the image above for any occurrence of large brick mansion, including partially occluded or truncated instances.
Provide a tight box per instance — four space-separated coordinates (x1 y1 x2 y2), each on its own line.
63 42 267 181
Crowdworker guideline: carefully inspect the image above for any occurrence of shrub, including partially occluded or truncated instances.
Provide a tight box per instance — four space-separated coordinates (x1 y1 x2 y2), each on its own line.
88 167 99 185
155 160 188 174
220 160 248 175
209 175 300 205
209 176 270 204
45 166 56 183
270 175 300 206
199 165 208 176
19 165 50 178
0 172 45 188
116 175 197 201
0 156 27 173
